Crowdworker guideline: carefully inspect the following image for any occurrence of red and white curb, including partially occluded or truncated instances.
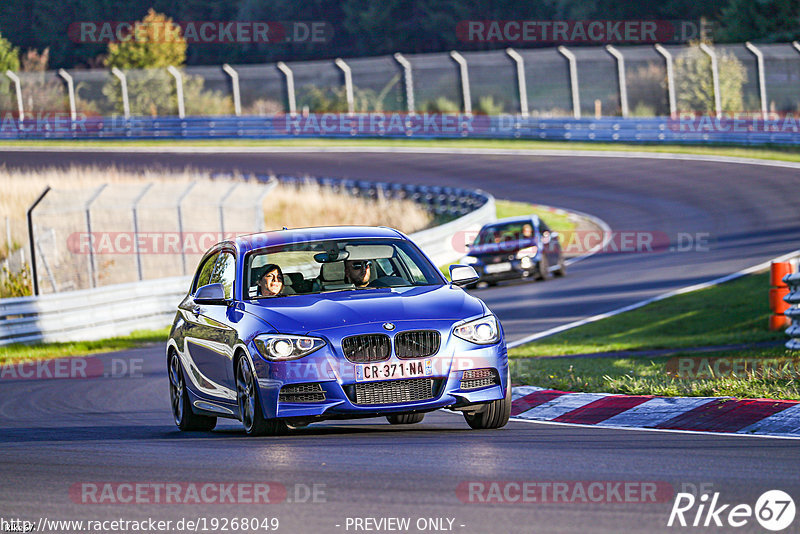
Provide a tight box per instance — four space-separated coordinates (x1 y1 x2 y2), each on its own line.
511 387 800 438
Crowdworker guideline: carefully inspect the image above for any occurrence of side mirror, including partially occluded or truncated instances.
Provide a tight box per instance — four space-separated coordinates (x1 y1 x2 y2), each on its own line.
194 283 226 304
449 265 479 287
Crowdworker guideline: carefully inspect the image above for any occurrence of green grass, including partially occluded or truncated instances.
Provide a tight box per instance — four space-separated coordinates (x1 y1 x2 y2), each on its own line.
509 271 797 399
4 137 800 163
0 328 169 365
510 347 800 400
510 272 784 357
495 199 577 234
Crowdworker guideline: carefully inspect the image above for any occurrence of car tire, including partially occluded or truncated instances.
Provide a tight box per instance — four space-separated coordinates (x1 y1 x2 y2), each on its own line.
386 413 425 425
535 255 550 281
236 356 287 436
553 253 566 277
169 352 217 432
463 371 511 430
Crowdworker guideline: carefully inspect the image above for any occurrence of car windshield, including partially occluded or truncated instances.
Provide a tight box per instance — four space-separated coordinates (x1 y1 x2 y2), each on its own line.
246 238 444 298
474 222 535 245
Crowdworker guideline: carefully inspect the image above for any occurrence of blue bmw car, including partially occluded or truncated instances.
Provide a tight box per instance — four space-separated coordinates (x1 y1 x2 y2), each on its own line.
166 226 510 435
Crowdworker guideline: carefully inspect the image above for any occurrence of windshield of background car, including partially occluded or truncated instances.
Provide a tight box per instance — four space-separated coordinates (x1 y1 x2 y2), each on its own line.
474 222 535 245
245 239 444 298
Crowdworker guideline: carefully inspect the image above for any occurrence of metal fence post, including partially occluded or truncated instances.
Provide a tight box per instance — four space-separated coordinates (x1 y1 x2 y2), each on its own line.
393 53 415 115
26 186 50 296
176 183 196 276
505 48 529 117
132 183 153 282
699 43 722 118
218 183 239 237
334 58 355 115
5 70 23 122
34 225 57 293
5 216 10 253
557 46 580 119
222 64 241 117
256 180 276 232
276 62 297 116
57 69 77 124
110 67 130 119
654 44 677 118
449 51 472 116
85 184 107 288
744 42 768 120
605 45 629 118
166 66 185 118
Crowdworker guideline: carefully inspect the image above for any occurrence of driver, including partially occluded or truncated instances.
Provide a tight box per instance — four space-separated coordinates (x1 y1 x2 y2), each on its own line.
344 259 372 288
257 264 284 296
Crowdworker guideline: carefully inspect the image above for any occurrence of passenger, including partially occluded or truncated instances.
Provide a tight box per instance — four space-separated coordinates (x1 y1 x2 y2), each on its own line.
344 259 372 289
522 224 534 239
257 264 284 296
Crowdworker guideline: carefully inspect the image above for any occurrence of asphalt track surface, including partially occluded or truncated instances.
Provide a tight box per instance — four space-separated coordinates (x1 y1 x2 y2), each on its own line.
2 148 800 533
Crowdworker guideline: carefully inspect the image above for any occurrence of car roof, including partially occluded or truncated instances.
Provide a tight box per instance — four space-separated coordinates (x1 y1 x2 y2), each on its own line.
234 226 407 253
481 215 540 229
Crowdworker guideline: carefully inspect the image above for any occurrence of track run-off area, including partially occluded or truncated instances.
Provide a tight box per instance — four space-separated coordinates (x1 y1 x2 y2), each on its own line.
1 146 800 533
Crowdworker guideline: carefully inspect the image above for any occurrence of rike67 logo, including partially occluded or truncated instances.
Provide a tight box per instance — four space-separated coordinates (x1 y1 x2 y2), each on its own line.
668 490 795 531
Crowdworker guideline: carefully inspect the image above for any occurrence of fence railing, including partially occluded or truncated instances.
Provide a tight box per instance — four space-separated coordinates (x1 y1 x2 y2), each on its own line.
1 176 494 345
26 178 277 296
3 42 800 122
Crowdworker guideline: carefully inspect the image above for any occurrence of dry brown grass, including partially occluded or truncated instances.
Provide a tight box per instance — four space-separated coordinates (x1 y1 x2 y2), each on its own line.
262 183 432 232
0 165 433 262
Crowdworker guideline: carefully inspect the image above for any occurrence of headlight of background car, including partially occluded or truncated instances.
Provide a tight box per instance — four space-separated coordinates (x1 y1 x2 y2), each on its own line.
516 246 538 259
254 334 325 361
460 255 479 265
453 315 499 345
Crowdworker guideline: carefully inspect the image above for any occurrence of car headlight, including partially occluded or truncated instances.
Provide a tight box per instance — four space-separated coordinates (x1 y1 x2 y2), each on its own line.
254 334 325 361
516 246 538 259
453 315 500 345
460 255 479 265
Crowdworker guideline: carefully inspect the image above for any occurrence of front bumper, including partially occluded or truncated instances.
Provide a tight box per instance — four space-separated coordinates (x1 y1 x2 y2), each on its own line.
474 257 540 283
250 323 508 420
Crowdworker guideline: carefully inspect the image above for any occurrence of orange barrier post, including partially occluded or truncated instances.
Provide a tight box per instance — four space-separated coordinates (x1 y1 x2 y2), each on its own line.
770 261 793 330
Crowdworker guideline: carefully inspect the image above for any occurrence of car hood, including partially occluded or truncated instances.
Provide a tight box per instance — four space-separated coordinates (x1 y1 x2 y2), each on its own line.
468 238 536 258
241 285 486 333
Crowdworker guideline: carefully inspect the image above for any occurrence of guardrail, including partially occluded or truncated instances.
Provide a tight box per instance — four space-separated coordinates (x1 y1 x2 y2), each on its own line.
0 176 494 345
0 276 190 345
3 115 799 146
784 273 800 350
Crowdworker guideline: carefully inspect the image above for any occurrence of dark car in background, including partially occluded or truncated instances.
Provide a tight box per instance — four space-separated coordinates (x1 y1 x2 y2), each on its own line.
460 216 565 286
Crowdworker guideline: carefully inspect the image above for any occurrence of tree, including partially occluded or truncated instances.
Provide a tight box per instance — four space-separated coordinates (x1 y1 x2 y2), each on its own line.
674 44 747 114
717 0 800 42
0 31 19 111
0 31 19 72
105 8 187 69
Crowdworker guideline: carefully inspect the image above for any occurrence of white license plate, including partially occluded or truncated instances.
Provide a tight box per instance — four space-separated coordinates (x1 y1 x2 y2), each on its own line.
484 262 512 274
355 360 433 382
